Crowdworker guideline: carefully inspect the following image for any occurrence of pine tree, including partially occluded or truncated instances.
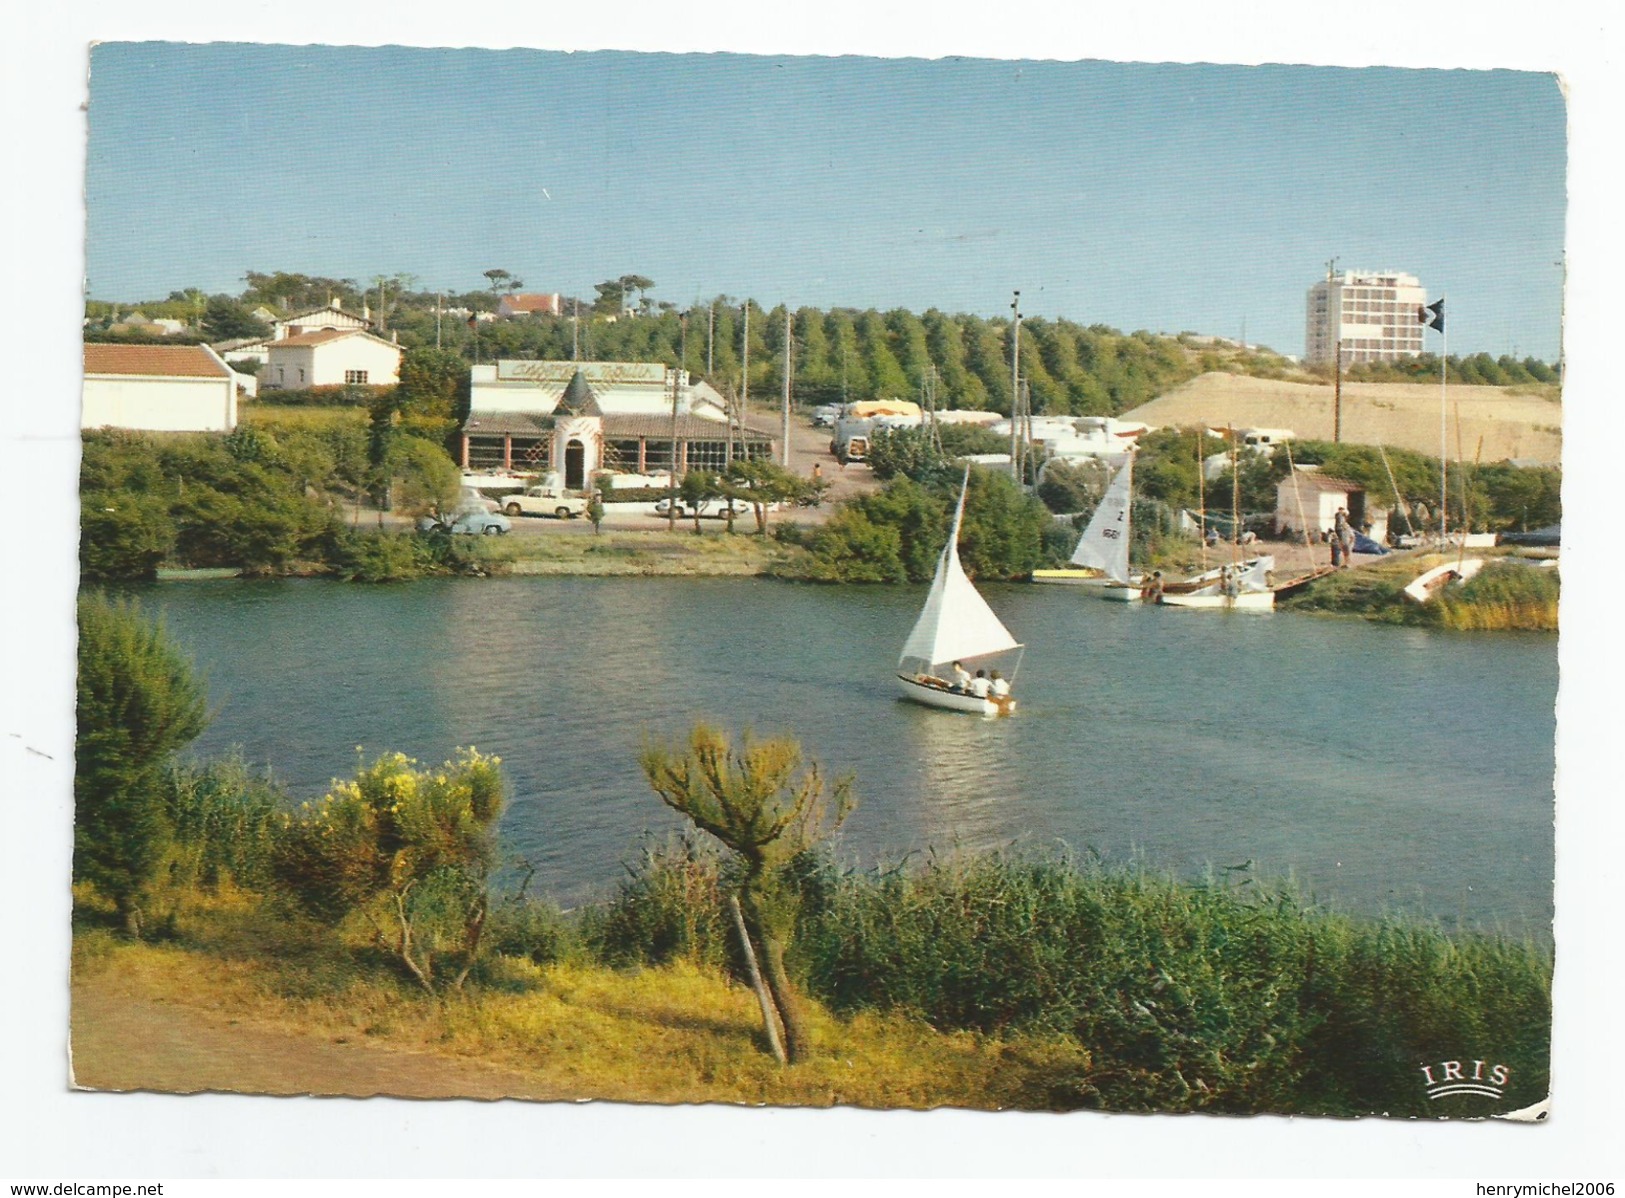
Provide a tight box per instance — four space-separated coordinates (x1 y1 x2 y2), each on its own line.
74 595 208 935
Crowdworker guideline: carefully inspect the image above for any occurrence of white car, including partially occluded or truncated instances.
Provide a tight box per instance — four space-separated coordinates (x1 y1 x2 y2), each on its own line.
653 496 755 520
418 510 512 536
501 485 587 519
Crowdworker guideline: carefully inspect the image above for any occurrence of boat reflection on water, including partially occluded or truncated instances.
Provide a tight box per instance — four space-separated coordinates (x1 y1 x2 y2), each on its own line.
888 698 1025 854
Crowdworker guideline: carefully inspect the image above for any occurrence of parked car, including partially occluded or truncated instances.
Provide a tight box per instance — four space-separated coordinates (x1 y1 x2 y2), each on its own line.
417 510 512 536
811 403 843 428
458 487 501 514
653 496 755 520
502 484 587 519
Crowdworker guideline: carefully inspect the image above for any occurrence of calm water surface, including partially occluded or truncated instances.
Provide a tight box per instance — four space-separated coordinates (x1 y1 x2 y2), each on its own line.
149 576 1557 937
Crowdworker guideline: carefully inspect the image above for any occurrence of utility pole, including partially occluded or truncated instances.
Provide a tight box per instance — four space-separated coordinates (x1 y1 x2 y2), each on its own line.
435 293 442 350
781 306 793 469
740 301 750 416
572 298 580 362
1326 257 1342 443
1334 337 1343 442
1009 290 1022 483
667 368 680 532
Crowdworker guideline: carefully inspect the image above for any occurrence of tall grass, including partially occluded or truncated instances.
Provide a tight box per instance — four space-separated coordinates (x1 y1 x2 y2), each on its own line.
578 834 734 972
1435 562 1559 631
163 755 283 892
142 768 1551 1116
503 843 1552 1116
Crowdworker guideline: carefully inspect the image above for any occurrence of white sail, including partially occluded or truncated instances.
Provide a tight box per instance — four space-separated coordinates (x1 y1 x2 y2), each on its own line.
898 472 1023 672
1069 454 1133 581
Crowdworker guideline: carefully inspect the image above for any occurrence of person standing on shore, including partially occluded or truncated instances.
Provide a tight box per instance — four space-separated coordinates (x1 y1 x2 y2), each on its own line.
1335 508 1356 568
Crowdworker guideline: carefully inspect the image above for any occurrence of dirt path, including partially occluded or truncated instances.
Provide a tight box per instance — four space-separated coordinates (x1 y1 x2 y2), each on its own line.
70 977 562 1101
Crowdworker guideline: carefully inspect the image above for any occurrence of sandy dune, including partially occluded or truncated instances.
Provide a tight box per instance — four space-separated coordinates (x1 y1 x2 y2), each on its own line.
1122 373 1562 466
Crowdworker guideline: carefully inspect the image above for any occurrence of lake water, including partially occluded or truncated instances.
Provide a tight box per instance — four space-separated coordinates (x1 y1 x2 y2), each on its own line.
146 576 1558 938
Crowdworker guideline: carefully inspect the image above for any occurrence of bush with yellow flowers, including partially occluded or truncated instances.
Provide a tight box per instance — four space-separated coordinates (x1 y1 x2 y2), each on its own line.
273 748 504 993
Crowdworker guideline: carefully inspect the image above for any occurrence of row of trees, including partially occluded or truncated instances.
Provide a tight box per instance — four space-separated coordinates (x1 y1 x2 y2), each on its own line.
90 269 1562 423
87 270 1332 418
79 410 466 581
1340 352 1560 388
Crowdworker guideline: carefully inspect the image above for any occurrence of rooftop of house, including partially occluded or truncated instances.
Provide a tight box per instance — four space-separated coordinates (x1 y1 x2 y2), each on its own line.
84 343 232 379
499 293 561 313
1282 469 1363 493
271 329 400 350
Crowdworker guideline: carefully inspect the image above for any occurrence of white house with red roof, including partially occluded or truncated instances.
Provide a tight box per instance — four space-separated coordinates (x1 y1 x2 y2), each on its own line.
262 328 403 390
82 344 240 432
496 293 563 318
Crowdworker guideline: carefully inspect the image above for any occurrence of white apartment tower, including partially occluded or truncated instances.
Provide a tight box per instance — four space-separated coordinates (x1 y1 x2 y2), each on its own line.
1306 270 1428 366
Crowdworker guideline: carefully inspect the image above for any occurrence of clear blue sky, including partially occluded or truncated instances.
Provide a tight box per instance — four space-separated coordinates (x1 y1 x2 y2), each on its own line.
87 43 1566 360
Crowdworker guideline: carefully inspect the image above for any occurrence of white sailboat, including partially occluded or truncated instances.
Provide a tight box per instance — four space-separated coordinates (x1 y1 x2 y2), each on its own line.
896 470 1024 715
1157 555 1278 610
1155 429 1279 610
1030 454 1143 600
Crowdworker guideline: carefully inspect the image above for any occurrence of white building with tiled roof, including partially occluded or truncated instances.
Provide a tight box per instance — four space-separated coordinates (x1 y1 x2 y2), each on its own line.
262 328 402 390
462 360 774 489
82 343 240 432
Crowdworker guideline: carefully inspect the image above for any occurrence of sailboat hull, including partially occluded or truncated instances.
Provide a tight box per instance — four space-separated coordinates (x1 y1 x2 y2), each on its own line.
1157 590 1275 611
896 673 1015 716
1030 570 1144 601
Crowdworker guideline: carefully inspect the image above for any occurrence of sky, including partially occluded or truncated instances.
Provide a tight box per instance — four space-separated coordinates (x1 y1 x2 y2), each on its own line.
85 44 1567 361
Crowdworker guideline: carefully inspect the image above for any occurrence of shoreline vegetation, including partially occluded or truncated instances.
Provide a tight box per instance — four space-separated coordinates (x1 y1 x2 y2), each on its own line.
71 597 1553 1115
75 773 1553 1117
83 389 1559 629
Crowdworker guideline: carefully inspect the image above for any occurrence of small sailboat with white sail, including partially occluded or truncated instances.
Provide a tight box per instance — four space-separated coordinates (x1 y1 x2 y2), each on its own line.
1030 453 1143 601
896 469 1024 715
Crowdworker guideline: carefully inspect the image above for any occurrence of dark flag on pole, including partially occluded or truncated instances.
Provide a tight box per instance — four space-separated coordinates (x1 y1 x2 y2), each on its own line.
467 313 479 331
1417 299 1445 334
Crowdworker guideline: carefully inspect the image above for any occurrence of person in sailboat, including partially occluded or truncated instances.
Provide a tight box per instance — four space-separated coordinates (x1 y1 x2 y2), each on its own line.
1141 570 1165 603
950 661 971 692
989 670 1010 699
970 669 991 699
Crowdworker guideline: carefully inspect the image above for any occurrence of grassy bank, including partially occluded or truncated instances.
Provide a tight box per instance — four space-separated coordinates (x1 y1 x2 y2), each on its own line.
1281 552 1559 631
506 530 810 577
75 826 1551 1116
72 895 1089 1110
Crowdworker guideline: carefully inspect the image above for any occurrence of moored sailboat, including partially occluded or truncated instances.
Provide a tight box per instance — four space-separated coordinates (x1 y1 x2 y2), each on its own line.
1031 454 1142 600
897 469 1024 715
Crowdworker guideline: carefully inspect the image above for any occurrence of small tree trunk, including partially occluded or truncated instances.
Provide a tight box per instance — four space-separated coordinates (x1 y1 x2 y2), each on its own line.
393 889 436 994
451 893 489 992
729 894 787 1064
756 932 808 1065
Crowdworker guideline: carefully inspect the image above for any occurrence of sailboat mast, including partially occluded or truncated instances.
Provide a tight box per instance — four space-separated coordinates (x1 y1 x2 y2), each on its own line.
1197 430 1208 571
1230 425 1241 566
1009 291 1022 483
